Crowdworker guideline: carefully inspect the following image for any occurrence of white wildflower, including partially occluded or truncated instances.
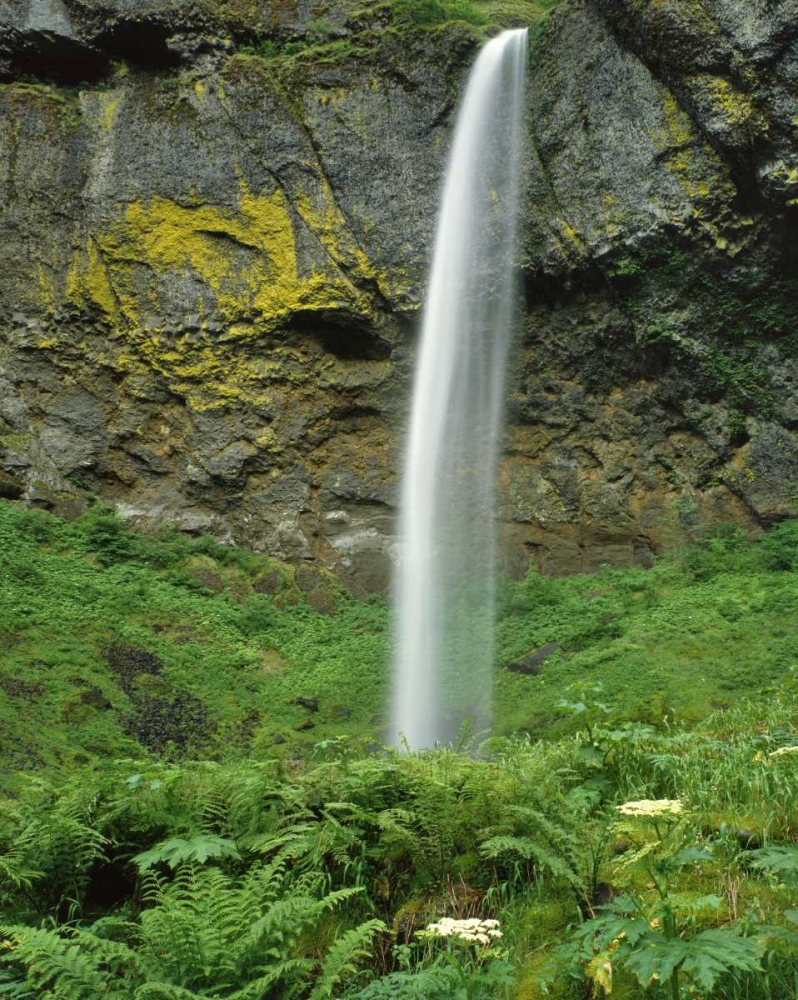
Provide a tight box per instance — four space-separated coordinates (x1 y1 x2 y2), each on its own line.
422 917 502 946
616 799 684 818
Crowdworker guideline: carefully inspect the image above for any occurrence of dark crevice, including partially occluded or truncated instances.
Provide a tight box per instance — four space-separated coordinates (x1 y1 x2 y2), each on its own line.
0 32 109 84
289 311 393 360
331 404 383 421
195 229 260 253
94 20 182 70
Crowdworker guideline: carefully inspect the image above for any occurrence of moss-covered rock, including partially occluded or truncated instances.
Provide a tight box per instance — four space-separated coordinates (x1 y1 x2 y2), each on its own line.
0 0 795 589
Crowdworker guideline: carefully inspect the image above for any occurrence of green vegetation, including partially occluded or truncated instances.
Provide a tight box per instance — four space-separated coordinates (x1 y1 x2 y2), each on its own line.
2 700 798 997
2 500 798 998
607 242 798 418
1 502 798 773
231 0 560 80
0 502 389 774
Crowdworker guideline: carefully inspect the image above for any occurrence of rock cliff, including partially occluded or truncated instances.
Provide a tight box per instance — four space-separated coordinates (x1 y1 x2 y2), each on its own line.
1 0 796 591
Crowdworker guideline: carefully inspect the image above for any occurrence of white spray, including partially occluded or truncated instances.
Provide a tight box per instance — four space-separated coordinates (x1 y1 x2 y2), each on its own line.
392 29 528 748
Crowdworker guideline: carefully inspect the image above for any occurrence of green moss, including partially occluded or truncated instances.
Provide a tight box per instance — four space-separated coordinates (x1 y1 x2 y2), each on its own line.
391 0 489 28
0 81 82 129
1 501 797 775
228 0 559 77
699 349 776 415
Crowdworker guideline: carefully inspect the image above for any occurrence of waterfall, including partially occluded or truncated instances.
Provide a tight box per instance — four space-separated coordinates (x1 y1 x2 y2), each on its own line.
392 28 528 748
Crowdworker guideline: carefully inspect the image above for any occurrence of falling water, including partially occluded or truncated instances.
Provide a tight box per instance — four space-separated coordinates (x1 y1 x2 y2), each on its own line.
392 29 528 748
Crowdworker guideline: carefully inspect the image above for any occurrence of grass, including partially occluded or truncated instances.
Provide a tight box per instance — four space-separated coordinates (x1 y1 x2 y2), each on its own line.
495 543 798 736
1 500 798 998
1 700 798 997
229 0 561 83
0 501 390 776
0 500 797 781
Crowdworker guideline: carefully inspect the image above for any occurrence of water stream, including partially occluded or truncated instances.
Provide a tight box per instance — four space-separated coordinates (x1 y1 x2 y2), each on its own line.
392 28 528 748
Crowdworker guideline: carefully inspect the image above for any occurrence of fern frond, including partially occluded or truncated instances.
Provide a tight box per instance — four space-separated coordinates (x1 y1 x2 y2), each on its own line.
479 834 582 886
225 959 315 1000
309 919 386 1000
0 926 108 1000
133 984 208 1000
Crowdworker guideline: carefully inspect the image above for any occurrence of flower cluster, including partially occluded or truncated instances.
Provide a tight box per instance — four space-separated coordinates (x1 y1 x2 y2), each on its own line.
769 745 798 758
616 799 684 818
422 917 502 945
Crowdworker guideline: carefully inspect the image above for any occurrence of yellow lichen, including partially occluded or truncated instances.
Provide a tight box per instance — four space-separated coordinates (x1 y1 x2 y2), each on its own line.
661 92 692 148
696 76 762 133
70 182 377 328
653 91 733 208
66 239 118 316
99 93 120 132
62 182 395 411
36 265 58 312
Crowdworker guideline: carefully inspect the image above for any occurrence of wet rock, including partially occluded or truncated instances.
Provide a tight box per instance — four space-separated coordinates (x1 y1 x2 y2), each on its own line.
126 690 215 753
0 0 795 591
295 565 326 594
593 882 614 907
306 587 337 616
104 643 163 696
253 568 284 596
238 710 260 744
208 440 258 482
79 687 112 711
506 643 561 676
0 675 43 699
294 696 319 713
0 471 23 499
737 828 762 850
186 566 225 593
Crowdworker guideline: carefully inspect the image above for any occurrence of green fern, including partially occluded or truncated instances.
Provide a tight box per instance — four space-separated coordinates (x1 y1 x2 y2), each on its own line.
132 985 207 1000
0 926 113 1000
308 919 386 1000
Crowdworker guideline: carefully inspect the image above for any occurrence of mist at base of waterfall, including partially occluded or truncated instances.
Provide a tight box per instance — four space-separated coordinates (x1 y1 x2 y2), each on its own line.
392 28 528 749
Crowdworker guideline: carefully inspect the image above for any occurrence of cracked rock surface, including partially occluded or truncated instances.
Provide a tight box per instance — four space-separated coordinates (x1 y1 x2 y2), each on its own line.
0 0 796 590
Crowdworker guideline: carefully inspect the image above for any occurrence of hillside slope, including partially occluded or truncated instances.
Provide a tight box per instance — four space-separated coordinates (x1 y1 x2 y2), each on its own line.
1 500 796 776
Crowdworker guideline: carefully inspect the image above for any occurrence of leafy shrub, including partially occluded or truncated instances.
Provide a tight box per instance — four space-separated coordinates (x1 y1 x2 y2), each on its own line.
393 0 489 28
1 866 384 999
759 519 798 572
77 508 135 566
1 710 798 997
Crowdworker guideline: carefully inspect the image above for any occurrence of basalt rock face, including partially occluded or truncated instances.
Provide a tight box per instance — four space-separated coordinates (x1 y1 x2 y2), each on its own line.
0 0 796 591
507 0 798 573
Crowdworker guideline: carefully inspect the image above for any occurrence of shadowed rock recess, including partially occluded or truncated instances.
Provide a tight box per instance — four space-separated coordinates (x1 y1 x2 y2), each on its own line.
1 0 796 591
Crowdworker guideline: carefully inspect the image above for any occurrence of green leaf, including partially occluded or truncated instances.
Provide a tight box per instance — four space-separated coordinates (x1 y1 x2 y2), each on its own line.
572 898 650 951
746 846 798 883
625 928 761 993
132 835 241 871
624 935 688 987
679 929 761 992
308 919 385 1000
670 846 714 866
